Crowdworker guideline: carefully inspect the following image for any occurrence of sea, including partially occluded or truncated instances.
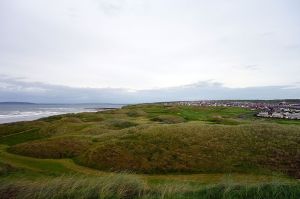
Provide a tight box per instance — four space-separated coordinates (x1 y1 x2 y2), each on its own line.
0 103 124 124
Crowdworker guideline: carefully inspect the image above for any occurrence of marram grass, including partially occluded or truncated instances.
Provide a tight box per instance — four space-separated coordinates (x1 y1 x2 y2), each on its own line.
0 175 299 199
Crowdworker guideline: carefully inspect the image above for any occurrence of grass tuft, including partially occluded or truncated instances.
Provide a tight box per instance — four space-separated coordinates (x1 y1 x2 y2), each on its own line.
106 119 138 129
0 174 146 199
127 110 148 117
151 115 185 124
9 136 92 159
0 177 299 199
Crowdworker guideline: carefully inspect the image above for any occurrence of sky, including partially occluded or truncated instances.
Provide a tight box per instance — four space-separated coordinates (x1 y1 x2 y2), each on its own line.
0 0 300 103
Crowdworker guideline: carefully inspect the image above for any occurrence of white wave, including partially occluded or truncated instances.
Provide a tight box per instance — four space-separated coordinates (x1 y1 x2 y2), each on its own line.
0 104 119 124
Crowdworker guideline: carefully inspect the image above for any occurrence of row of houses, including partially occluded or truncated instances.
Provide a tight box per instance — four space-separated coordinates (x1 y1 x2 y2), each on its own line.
162 100 300 120
257 111 300 120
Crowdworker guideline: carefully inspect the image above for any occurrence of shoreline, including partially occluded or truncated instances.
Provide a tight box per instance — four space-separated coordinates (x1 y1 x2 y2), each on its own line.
0 107 122 125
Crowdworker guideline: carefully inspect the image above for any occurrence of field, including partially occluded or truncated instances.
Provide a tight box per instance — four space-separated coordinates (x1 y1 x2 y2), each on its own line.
0 104 300 199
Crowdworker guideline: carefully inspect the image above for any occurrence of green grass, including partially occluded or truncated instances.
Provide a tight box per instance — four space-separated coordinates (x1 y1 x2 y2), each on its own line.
9 136 92 159
0 162 21 176
0 103 300 198
127 104 255 121
0 174 147 199
0 175 299 199
151 115 186 124
2 145 291 185
105 119 138 129
0 143 298 198
0 145 72 175
77 123 300 177
127 110 148 117
0 128 43 146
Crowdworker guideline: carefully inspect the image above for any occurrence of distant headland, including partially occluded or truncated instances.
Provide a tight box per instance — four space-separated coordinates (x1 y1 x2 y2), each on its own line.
0 102 36 105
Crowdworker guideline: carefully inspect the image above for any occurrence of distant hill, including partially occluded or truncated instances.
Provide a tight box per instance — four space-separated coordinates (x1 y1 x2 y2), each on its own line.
0 102 36 105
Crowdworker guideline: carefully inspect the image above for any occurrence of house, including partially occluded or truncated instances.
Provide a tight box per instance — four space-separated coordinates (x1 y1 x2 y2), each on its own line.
271 112 284 118
257 112 269 117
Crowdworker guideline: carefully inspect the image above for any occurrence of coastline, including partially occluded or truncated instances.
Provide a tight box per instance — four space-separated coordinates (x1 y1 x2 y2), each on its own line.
0 104 123 124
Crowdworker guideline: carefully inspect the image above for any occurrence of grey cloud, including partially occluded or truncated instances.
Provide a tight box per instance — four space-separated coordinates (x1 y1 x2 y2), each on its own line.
0 76 130 103
1 0 300 89
0 76 299 104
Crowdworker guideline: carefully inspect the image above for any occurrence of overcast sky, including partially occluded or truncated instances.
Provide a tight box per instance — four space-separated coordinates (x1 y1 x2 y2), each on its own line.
1 0 300 102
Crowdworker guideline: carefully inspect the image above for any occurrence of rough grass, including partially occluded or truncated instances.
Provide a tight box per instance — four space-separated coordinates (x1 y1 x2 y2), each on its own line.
73 112 105 122
0 146 80 175
9 136 92 159
0 175 299 199
0 174 147 199
1 104 300 198
2 145 291 185
78 123 300 177
127 110 148 117
145 183 300 199
0 121 47 137
151 115 185 124
2 104 300 178
105 119 138 129
0 162 20 176
0 128 44 146
37 121 90 136
207 115 242 125
0 156 71 176
127 104 256 122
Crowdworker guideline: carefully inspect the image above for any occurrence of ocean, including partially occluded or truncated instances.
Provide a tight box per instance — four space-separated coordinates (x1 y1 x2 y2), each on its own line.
0 103 124 124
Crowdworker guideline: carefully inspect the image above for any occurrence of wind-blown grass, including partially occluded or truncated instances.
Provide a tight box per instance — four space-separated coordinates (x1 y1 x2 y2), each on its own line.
0 175 299 199
0 174 147 199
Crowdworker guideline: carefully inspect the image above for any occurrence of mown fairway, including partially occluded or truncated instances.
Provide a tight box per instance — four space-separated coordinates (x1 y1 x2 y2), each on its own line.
0 104 300 198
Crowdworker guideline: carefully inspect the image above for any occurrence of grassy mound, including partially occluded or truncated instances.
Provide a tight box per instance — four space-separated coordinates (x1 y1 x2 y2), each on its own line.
9 136 92 159
127 110 148 117
0 121 47 137
106 119 138 129
37 121 90 136
0 128 45 146
207 115 242 125
74 112 105 122
151 115 185 124
39 112 104 123
79 123 300 177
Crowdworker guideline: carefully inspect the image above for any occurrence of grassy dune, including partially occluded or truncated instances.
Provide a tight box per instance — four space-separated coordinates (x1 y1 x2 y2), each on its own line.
0 104 299 198
78 123 300 177
9 136 92 159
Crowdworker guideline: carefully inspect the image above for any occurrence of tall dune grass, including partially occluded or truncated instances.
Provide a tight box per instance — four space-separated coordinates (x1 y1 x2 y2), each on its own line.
0 175 299 199
0 174 147 199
